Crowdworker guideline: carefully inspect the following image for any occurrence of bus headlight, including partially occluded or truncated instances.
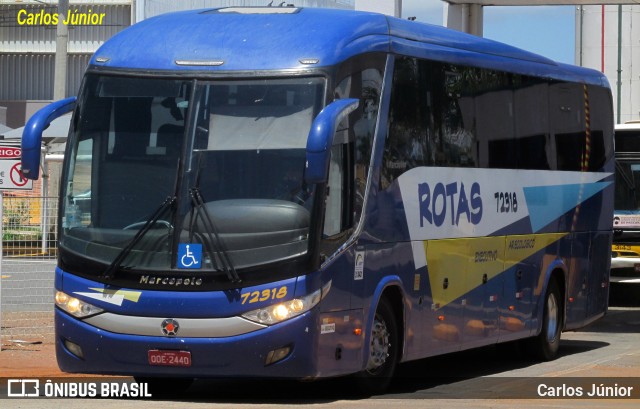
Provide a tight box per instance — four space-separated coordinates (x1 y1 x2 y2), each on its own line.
55 291 104 318
242 281 331 325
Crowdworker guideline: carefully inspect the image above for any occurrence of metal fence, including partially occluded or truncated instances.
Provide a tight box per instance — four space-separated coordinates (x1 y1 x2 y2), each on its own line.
1 193 59 349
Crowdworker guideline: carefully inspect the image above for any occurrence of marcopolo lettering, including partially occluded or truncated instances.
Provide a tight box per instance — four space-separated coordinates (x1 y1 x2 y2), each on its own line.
140 275 203 286
418 181 482 227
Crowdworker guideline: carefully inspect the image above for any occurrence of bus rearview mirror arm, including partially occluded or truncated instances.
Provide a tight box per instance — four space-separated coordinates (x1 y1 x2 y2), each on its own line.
305 98 359 184
21 96 77 180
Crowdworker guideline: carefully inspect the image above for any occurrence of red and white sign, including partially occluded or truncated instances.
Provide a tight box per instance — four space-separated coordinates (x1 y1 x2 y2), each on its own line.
0 147 22 159
0 159 32 190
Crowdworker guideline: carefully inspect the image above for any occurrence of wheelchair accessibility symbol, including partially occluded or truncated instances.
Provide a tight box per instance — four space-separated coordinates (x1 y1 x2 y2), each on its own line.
178 243 202 269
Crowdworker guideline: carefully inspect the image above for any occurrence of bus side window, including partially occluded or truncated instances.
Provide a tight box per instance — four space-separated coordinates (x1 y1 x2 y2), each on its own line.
323 145 344 237
381 57 426 188
329 54 385 235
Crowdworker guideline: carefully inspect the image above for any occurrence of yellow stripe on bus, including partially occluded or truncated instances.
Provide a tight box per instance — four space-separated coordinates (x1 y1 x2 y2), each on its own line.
424 233 567 309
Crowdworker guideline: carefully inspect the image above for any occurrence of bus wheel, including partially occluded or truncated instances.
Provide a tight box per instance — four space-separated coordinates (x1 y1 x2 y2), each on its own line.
529 278 562 361
134 377 193 397
355 297 399 395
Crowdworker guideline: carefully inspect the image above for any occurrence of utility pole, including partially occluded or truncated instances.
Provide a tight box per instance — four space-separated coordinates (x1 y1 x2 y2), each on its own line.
54 0 69 100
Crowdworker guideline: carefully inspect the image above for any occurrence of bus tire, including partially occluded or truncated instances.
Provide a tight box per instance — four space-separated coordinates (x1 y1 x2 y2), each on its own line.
134 376 193 396
355 297 399 395
528 278 562 361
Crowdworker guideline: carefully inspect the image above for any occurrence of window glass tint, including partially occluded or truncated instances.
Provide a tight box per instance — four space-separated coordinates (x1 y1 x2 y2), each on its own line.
332 53 385 231
552 83 611 171
381 56 612 183
382 57 425 186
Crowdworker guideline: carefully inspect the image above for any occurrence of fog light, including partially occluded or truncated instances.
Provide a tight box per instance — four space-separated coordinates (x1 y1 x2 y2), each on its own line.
64 339 84 359
265 346 291 366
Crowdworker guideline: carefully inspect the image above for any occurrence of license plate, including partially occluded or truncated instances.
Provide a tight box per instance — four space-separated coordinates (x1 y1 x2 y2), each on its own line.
148 350 192 367
634 264 640 273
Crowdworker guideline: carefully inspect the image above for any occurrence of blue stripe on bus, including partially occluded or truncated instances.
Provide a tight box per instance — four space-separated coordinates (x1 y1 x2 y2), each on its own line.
524 182 612 233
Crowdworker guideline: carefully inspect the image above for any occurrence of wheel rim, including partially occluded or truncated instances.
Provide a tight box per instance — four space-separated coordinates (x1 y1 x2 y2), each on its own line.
366 313 390 373
546 292 559 343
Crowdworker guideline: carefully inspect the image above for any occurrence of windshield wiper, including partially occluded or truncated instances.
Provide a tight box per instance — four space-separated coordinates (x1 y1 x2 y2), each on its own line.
189 188 241 283
102 196 176 280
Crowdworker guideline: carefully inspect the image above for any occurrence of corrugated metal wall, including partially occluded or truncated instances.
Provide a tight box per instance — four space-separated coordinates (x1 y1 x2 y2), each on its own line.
1 4 130 53
0 54 91 100
0 2 131 100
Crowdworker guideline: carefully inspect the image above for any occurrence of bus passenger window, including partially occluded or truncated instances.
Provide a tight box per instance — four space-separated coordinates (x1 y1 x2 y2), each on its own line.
437 66 476 168
333 54 385 228
323 145 344 237
381 57 426 188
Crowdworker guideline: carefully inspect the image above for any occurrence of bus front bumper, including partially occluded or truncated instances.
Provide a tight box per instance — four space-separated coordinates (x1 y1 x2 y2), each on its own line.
55 307 320 379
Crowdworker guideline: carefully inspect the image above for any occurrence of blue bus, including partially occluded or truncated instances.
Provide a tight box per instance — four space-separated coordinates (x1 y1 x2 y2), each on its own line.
22 7 614 393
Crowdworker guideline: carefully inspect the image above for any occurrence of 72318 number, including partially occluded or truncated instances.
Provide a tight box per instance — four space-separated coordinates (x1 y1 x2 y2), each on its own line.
495 192 518 213
240 286 288 304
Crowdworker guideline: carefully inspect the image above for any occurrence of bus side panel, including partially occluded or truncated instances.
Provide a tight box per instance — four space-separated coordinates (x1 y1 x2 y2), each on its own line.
500 240 551 343
562 231 610 331
316 309 365 377
359 243 425 363
562 232 590 328
315 247 366 377
587 232 612 318
315 242 422 376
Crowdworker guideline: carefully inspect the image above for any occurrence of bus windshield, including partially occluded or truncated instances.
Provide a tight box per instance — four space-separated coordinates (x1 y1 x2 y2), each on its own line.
60 74 325 276
614 160 640 212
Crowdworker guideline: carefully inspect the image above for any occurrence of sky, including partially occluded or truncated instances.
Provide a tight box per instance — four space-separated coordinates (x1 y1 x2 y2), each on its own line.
401 1 576 65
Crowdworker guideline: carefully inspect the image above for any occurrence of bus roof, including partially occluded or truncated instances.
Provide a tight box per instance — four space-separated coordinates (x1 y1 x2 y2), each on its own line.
91 7 607 87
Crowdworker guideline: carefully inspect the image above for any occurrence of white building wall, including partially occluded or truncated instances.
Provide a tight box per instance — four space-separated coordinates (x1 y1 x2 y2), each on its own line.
576 5 640 124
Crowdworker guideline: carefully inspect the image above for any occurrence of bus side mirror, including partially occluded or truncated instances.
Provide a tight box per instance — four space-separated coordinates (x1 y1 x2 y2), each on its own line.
21 96 77 180
305 98 359 184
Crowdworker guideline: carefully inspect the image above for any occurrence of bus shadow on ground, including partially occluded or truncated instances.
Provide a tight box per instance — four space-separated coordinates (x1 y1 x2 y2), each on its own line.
579 306 640 334
385 339 608 396
164 339 607 403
